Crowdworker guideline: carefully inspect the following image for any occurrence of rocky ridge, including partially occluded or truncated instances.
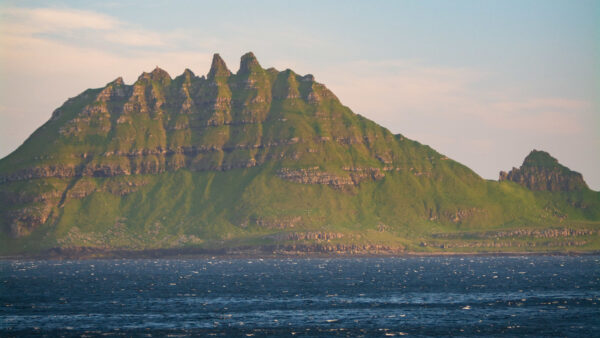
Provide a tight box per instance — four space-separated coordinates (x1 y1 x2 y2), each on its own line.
2 52 448 239
1 52 412 186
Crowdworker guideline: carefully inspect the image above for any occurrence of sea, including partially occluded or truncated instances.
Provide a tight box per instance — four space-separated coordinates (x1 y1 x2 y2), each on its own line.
1 255 599 337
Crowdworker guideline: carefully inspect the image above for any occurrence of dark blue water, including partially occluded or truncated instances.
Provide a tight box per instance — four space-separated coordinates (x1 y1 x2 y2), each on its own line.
1 256 599 337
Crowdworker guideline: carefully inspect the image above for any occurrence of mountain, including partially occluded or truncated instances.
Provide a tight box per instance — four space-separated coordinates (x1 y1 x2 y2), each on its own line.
1 52 598 257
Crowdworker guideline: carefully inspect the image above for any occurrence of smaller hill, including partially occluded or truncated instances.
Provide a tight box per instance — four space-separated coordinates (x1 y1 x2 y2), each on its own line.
499 150 589 191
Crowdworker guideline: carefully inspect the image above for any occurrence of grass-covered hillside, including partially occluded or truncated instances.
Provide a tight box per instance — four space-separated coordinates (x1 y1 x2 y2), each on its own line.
1 52 598 256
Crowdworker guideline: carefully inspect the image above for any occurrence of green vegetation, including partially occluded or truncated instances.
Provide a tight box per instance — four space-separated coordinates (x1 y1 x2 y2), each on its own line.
523 150 562 168
0 52 598 256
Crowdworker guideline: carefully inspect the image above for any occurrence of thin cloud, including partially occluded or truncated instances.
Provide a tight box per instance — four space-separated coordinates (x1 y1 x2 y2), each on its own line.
0 6 169 49
315 59 589 136
2 7 119 32
103 30 167 47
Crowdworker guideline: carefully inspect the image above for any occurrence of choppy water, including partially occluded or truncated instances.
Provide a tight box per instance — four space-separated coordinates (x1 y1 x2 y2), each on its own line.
1 256 599 336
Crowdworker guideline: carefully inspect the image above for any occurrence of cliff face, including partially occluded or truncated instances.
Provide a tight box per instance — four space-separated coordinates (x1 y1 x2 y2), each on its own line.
499 150 588 191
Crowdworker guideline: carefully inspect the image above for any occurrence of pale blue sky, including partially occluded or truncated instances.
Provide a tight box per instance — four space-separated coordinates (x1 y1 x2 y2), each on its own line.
1 0 598 188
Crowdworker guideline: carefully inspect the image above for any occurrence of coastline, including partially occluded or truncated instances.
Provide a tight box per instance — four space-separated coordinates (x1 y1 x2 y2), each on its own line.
1 246 598 260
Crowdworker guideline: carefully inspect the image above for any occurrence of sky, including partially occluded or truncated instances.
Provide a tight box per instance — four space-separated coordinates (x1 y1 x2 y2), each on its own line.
0 0 598 189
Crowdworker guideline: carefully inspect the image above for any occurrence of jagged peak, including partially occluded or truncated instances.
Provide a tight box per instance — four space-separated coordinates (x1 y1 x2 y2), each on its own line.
136 72 148 82
135 66 171 85
272 69 301 100
109 77 124 86
97 77 128 101
150 66 171 82
238 51 262 74
207 53 231 80
282 69 299 84
176 68 196 84
301 74 315 82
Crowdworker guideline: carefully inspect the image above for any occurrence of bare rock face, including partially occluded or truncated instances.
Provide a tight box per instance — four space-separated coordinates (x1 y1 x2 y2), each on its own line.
277 167 386 188
271 231 344 241
7 204 54 237
499 150 588 191
277 167 355 188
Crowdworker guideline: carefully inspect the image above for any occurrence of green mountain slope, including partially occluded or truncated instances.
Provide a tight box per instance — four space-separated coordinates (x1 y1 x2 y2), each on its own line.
1 53 598 256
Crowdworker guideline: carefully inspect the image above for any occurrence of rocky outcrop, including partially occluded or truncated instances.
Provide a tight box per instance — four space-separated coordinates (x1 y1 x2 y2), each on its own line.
0 189 61 205
0 165 79 183
423 240 589 249
445 208 486 223
277 167 355 187
275 243 404 255
0 140 298 183
6 204 54 237
272 231 345 241
432 228 596 239
277 167 386 188
248 216 303 229
64 177 148 202
499 150 588 191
